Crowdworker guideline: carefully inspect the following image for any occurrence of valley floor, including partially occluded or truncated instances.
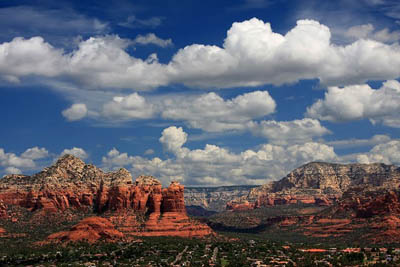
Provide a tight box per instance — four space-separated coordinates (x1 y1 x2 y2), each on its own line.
1 234 400 266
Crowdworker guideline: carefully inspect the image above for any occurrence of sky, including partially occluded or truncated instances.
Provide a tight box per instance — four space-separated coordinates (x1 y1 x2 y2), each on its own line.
1 0 400 186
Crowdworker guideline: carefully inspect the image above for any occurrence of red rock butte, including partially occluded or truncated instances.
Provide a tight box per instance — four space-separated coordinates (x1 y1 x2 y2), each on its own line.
0 154 214 241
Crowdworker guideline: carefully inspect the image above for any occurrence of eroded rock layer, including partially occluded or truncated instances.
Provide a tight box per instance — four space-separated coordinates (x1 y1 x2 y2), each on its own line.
228 162 400 210
0 155 213 241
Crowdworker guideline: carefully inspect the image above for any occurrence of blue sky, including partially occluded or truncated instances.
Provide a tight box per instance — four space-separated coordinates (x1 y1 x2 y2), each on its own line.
1 0 400 186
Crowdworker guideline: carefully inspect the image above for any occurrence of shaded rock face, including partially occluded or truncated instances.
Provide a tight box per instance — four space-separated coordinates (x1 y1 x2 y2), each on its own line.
0 155 214 240
228 162 400 211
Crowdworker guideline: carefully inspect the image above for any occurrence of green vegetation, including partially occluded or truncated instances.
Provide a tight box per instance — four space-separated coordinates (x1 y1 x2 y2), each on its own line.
1 235 400 266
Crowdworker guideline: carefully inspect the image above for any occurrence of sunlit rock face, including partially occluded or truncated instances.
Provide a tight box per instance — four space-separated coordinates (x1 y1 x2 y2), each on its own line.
227 162 400 211
0 155 214 241
46 216 124 243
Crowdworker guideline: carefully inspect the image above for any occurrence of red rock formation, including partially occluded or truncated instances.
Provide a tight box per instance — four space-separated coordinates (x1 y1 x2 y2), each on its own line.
137 181 214 238
47 217 124 243
161 181 186 213
228 161 400 211
0 227 5 236
226 201 255 211
140 212 214 238
0 200 7 218
298 189 400 243
0 155 214 240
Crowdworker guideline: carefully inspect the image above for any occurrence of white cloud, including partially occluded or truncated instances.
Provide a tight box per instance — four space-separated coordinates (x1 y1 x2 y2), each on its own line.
102 93 155 120
144 149 154 155
66 35 168 90
345 23 375 39
0 148 40 174
102 148 135 168
306 80 400 127
248 118 330 145
168 18 400 88
62 103 88 121
102 126 339 186
133 33 172 47
345 23 400 43
4 166 22 175
0 6 108 46
1 18 400 92
356 140 400 164
21 146 49 160
99 90 275 132
326 134 391 148
61 147 88 159
159 126 188 154
0 36 65 82
161 91 276 132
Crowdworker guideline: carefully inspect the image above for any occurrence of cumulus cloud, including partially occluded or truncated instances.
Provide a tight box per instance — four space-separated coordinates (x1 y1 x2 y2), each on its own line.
326 134 391 148
62 103 88 121
159 126 187 154
1 18 400 91
61 147 88 159
144 149 154 155
0 147 48 174
248 118 330 145
4 166 22 175
21 147 49 160
345 23 400 43
168 18 400 88
0 36 65 83
102 93 155 120
102 148 135 168
356 140 400 165
99 90 275 132
133 33 172 47
161 91 276 132
306 80 400 127
102 126 338 186
0 149 35 169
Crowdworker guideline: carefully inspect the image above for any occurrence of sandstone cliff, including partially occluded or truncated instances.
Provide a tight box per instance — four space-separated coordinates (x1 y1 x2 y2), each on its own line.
228 162 400 210
0 155 213 241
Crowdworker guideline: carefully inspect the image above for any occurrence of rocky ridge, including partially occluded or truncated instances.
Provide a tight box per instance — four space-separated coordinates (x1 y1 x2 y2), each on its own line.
0 155 213 241
184 185 257 212
228 162 400 210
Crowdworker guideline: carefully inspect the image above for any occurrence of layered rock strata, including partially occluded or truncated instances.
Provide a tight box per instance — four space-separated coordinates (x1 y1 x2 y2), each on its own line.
228 162 400 210
0 155 213 240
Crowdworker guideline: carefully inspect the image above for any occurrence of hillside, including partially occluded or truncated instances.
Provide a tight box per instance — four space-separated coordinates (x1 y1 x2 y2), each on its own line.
214 161 400 244
0 155 213 244
228 162 400 210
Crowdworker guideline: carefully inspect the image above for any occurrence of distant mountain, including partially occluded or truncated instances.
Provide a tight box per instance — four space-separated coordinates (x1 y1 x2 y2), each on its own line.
212 161 400 244
228 162 400 210
184 185 258 212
